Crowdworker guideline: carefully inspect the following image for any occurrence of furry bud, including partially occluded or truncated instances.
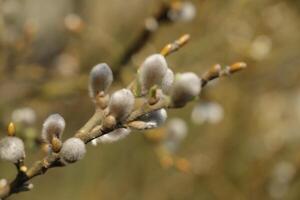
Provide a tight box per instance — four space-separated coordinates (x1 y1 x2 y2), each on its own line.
161 69 174 94
139 54 168 93
89 63 113 98
92 128 131 145
171 73 201 107
60 138 86 163
0 137 25 163
108 89 135 121
41 114 65 143
138 109 167 127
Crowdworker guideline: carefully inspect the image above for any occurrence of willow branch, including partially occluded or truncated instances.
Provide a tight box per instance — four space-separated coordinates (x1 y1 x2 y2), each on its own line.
201 62 247 87
0 31 247 199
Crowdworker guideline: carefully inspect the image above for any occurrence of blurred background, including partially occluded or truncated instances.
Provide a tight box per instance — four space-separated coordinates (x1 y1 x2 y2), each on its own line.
1 0 300 199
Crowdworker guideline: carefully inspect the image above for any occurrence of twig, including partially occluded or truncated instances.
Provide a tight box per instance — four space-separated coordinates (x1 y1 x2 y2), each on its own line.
113 3 173 78
201 62 247 87
0 37 247 200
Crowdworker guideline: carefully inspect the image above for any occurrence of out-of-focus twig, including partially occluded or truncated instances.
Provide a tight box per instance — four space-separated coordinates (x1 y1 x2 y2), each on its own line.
113 3 174 77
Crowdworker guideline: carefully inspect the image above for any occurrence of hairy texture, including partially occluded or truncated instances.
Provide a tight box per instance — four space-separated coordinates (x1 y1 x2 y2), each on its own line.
41 114 65 143
89 63 113 97
139 54 168 93
108 89 135 121
92 128 131 145
161 68 174 94
60 138 86 163
171 72 201 107
138 109 167 127
0 137 25 163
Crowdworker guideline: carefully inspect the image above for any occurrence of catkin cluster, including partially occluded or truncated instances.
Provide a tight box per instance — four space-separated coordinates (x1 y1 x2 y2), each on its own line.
0 53 202 166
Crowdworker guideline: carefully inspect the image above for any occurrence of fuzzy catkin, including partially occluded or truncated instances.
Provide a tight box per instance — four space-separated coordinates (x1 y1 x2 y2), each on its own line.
139 54 168 93
60 138 86 163
89 63 113 97
161 68 174 94
0 137 25 163
171 72 201 107
93 128 131 144
108 89 135 121
42 114 65 143
138 109 167 127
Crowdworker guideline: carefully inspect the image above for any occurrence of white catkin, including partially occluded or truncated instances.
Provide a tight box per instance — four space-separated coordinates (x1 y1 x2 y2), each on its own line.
93 128 131 145
41 114 65 142
138 109 167 127
108 89 135 121
161 68 174 94
0 137 25 163
171 72 201 107
139 54 168 93
60 138 86 163
88 63 113 97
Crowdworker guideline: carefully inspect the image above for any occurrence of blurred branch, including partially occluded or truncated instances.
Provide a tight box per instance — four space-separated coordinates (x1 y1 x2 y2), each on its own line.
113 2 174 78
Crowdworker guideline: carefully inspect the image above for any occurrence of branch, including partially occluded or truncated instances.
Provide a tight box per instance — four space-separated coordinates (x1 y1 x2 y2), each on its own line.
0 36 247 200
201 62 247 87
113 2 176 78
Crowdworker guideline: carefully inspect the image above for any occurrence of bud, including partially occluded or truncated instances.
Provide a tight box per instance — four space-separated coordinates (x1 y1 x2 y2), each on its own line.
139 54 168 93
0 137 25 163
108 89 135 121
171 72 201 107
7 122 16 136
51 137 62 153
41 114 65 143
138 109 167 127
92 128 131 145
89 63 113 98
60 138 86 163
161 69 174 94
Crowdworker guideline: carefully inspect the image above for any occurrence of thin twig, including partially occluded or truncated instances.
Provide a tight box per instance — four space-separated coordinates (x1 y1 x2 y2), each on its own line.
201 62 247 87
113 3 173 78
